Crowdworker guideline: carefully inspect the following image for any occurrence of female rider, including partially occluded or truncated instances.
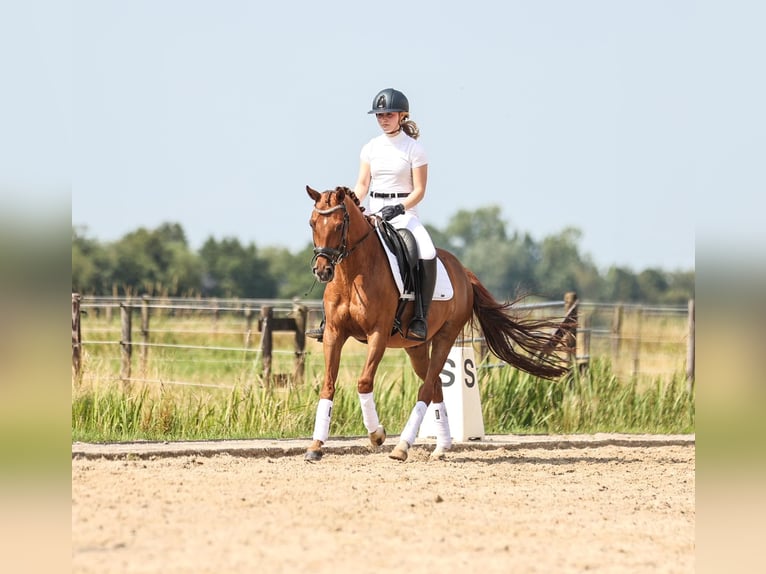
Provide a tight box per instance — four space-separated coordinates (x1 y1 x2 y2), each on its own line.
307 88 437 342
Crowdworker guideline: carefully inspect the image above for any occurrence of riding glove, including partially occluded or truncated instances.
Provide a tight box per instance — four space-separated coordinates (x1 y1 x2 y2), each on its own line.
380 203 405 221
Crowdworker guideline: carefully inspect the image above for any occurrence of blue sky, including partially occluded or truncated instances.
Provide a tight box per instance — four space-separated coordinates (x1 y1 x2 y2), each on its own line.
4 1 765 272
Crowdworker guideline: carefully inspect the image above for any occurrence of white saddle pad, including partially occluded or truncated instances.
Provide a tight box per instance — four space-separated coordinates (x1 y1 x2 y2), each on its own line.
374 227 454 301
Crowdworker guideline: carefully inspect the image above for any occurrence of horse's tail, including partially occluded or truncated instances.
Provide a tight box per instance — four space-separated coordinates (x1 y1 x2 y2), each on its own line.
467 270 572 380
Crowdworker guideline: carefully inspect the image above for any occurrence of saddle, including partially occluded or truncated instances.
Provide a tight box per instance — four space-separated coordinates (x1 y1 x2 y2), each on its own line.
376 219 420 337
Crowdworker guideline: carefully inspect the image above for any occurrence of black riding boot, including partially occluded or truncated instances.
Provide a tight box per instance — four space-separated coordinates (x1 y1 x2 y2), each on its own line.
306 315 325 342
407 258 437 341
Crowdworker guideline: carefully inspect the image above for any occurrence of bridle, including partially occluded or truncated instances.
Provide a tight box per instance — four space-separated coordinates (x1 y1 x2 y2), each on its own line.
311 200 375 269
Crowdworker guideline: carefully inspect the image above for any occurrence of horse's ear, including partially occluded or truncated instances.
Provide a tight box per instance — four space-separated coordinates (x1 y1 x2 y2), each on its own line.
306 186 321 202
334 187 346 202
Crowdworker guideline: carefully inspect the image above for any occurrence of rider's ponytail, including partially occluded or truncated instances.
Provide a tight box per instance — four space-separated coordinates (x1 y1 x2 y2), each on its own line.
400 114 420 140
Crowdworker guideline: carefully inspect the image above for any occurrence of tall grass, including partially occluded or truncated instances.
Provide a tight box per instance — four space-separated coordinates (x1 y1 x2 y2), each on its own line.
72 357 694 442
481 358 694 434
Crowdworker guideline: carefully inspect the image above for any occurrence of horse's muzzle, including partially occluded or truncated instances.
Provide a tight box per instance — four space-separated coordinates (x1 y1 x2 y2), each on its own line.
313 263 334 283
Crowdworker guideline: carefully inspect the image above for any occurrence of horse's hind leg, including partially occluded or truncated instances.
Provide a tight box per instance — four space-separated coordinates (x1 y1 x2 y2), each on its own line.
428 402 452 461
391 338 458 462
390 400 428 461
389 400 450 461
424 336 462 459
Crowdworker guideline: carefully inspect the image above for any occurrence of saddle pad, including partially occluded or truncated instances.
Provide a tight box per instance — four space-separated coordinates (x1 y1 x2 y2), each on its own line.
375 227 454 301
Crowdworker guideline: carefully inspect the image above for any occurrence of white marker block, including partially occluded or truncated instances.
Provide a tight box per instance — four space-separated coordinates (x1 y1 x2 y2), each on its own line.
418 346 485 442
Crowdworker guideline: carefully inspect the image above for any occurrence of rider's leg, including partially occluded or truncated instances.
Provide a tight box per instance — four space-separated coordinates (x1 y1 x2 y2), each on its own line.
407 257 436 341
399 215 436 341
306 309 325 341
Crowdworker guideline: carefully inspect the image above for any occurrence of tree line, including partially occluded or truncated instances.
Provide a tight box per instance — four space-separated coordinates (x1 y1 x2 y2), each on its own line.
72 206 694 304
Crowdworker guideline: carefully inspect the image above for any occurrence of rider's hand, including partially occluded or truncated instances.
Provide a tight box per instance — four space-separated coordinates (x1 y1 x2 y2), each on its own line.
380 203 405 221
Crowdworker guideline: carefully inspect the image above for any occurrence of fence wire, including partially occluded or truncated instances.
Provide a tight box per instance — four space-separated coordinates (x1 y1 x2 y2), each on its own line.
72 295 693 389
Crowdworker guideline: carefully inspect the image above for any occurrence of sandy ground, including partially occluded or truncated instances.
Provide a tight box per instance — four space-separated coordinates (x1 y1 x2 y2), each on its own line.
72 436 695 574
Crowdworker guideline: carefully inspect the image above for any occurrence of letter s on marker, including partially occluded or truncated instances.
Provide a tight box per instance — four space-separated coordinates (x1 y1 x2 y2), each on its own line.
464 357 476 388
440 358 456 387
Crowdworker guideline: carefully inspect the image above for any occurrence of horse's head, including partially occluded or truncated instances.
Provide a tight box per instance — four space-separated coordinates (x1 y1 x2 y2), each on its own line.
307 185 352 283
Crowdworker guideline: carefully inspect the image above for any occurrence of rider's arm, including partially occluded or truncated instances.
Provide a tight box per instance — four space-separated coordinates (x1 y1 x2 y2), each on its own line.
354 160 371 202
402 164 428 211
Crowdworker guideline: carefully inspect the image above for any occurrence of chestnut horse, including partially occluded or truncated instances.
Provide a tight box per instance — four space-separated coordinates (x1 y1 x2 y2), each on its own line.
305 186 571 462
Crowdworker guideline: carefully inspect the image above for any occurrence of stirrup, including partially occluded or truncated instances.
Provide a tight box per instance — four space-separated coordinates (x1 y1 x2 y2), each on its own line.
306 327 324 342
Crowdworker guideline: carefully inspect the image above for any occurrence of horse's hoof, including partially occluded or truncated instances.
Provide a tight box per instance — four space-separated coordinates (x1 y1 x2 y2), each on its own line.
430 447 448 461
389 448 408 462
369 425 387 449
304 449 323 462
389 440 409 462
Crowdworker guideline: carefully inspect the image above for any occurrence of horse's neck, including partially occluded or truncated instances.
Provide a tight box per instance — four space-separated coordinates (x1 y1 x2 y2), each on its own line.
338 216 384 280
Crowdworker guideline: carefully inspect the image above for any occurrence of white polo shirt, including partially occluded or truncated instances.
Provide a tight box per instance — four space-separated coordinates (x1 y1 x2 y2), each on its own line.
361 132 428 201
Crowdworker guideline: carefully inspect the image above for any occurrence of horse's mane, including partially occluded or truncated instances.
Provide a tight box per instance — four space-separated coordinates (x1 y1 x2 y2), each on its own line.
334 186 366 213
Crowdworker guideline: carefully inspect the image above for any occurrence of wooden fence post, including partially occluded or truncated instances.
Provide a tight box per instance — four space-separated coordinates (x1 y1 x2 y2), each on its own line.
611 305 623 363
292 301 307 383
120 302 133 384
580 312 592 372
140 295 150 377
477 319 488 361
686 299 695 392
244 306 254 348
212 298 220 331
632 306 643 376
72 293 82 379
562 291 578 362
260 305 273 386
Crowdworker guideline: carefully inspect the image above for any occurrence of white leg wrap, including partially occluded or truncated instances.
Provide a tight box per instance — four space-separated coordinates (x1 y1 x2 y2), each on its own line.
358 392 381 433
312 398 333 443
400 401 428 447
432 402 452 450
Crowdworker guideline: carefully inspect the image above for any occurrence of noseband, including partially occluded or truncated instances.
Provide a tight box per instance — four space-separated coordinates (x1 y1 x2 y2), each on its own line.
311 200 374 268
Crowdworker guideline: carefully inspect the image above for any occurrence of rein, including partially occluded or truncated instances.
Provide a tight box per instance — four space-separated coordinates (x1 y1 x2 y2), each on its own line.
311 201 375 267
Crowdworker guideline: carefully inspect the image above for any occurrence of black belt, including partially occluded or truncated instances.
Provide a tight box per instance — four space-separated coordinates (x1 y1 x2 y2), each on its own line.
371 192 409 199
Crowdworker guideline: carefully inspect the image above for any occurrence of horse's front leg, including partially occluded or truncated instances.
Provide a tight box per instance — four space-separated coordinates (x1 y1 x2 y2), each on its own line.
304 336 345 462
357 331 389 451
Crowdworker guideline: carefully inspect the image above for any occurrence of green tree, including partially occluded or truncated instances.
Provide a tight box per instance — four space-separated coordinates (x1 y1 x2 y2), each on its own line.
109 228 163 293
636 268 668 303
604 266 642 302
106 223 197 295
662 270 695 305
442 205 508 259
72 211 694 304
72 226 112 294
260 243 321 299
534 227 596 300
198 237 277 298
461 232 541 299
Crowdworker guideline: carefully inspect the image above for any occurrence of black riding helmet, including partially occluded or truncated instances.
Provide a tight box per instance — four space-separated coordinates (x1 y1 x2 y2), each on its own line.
368 88 409 114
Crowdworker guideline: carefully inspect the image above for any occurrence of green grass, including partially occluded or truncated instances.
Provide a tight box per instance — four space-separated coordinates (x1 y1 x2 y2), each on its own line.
72 357 694 443
73 304 694 442
480 358 694 434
